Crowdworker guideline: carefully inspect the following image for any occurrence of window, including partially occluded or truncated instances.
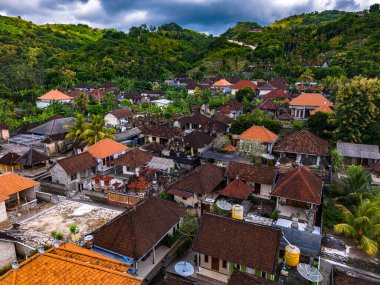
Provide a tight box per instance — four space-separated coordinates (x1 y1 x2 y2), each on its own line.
182 197 187 200
70 173 77 181
222 260 227 268
204 255 209 263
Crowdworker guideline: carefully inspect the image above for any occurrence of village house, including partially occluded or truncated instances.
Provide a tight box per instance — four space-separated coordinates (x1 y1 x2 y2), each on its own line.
289 93 333 120
50 152 98 191
183 131 214 156
274 129 329 166
141 90 163 101
0 152 22 173
86 138 128 173
369 161 380 185
166 164 225 211
36 90 72 108
0 172 40 223
218 178 253 202
140 125 182 146
151 99 173 108
336 142 380 166
113 148 154 176
258 82 277 96
174 112 211 133
192 213 281 283
263 89 288 100
218 100 244 119
147 157 176 174
0 242 141 285
226 162 277 200
124 91 143 105
258 99 280 118
210 79 232 93
14 148 50 171
229 80 258 95
236 125 279 154
74 82 97 92
0 232 34 269
92 197 186 280
104 108 134 129
0 123 10 141
114 127 142 145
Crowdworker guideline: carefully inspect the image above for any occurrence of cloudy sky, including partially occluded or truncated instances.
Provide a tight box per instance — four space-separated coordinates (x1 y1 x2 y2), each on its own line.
0 0 377 34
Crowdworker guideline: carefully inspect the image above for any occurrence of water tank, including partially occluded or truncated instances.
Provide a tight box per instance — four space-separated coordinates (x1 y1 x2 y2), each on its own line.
285 245 300 267
232 205 244 220
84 235 94 249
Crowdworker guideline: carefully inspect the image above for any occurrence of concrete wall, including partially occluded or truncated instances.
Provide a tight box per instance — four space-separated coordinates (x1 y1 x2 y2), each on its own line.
0 202 7 223
51 164 70 186
173 194 198 207
0 241 16 269
0 129 9 141
19 187 37 202
105 114 120 126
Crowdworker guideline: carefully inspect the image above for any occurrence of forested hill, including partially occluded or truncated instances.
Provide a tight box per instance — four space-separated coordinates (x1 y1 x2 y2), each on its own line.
0 6 379 101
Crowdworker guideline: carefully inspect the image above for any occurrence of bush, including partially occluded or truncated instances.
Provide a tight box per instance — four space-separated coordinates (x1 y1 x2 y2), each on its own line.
160 192 173 202
323 199 343 229
51 230 64 240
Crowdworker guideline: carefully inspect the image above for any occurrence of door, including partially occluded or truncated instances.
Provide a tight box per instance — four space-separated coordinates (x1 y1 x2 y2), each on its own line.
201 203 210 214
254 183 261 194
211 257 219 271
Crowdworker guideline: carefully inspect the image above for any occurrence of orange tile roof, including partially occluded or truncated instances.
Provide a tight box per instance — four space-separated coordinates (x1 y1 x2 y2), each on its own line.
0 193 9 202
86 138 128 159
230 80 258 90
38 90 72 100
223 144 236 152
0 243 141 285
289 93 333 107
237 126 279 143
0 172 39 197
310 103 334 115
212 79 232 87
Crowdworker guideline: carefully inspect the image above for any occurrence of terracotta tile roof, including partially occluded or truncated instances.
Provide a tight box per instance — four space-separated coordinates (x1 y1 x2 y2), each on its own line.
0 194 9 202
66 89 84 99
269 79 289 90
218 100 245 114
0 243 141 285
140 125 182 139
92 197 186 260
228 271 281 285
57 152 97 175
223 144 236 152
278 112 293 121
230 80 258 90
274 129 329 156
212 79 232 87
201 120 228 134
141 142 164 153
263 89 287 100
214 114 234 124
309 103 334 115
168 164 224 195
237 126 278 143
226 162 277 185
38 90 72 100
193 213 281 274
0 152 21 166
183 131 213 148
259 82 277 91
177 112 211 125
258 99 280 111
289 93 333 107
271 167 323 204
219 178 253 200
86 138 128 159
167 188 193 198
109 108 134 119
113 148 154 168
0 172 39 197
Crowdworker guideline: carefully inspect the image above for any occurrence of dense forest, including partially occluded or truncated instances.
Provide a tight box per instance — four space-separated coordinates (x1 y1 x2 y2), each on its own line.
0 6 379 102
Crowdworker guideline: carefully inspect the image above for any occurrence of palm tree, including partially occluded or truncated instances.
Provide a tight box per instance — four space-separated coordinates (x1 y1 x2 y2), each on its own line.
64 114 86 143
334 198 380 256
79 114 116 145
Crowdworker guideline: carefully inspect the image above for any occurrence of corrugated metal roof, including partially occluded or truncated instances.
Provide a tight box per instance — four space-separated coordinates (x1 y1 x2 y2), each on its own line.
337 142 380 159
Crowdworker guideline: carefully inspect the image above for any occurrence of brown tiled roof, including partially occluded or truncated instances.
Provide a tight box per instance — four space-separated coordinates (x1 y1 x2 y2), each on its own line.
140 125 182 139
274 129 329 156
66 89 84 99
230 80 258 90
109 108 134 119
193 213 281 274
201 119 228 134
228 271 281 285
226 162 277 185
167 164 225 195
141 142 164 153
167 188 193 198
0 152 21 166
92 197 186 260
164 274 195 285
214 115 234 124
219 178 253 200
263 89 287 100
113 148 154 167
219 100 245 114
278 112 293 121
258 99 280 111
177 112 211 125
271 167 323 204
259 82 277 91
269 79 289 90
57 152 97 175
184 131 213 148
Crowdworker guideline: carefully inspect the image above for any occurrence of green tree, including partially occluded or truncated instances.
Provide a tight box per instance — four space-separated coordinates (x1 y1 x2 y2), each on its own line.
79 114 116 145
235 87 255 103
330 148 344 172
298 69 314 84
72 92 89 113
64 113 86 143
306 112 334 138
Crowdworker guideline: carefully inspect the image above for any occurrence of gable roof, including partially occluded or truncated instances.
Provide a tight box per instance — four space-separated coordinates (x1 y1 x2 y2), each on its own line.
15 148 50 166
219 178 253 200
263 89 287 100
113 148 154 168
177 112 211 125
92 198 186 260
289 93 333 107
237 126 278 143
278 112 293 121
230 80 258 90
183 131 213 148
193 213 281 274
56 152 98 175
309 103 334 115
0 172 39 198
214 114 234 125
141 142 164 153
274 129 329 156
140 125 182 139
28 117 74 136
212 79 232 87
259 82 277 91
258 99 280 111
337 142 380 160
38 90 72 100
0 152 21 166
167 164 224 195
226 162 277 185
271 167 323 204
109 108 134 119
228 271 281 285
86 139 128 159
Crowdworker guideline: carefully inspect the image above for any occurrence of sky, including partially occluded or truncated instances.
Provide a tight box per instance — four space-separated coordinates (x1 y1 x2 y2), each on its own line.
0 0 378 35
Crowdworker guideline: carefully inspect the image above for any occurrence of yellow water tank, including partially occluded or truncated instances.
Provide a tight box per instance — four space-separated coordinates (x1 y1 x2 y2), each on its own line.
285 245 300 267
232 204 244 220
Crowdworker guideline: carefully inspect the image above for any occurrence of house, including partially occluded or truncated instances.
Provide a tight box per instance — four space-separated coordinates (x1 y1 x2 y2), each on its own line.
0 123 10 141
0 232 34 269
141 90 163 101
258 99 280 118
369 162 380 185
289 93 333 119
211 79 232 93
175 112 211 133
274 129 329 166
114 127 142 145
226 162 277 200
230 80 258 95
75 82 97 91
237 126 279 154
309 102 334 115
124 91 142 105
0 152 22 172
147 157 176 173
192 213 281 283
258 82 277 96
0 172 39 223
218 100 244 119
151 99 172 108
50 152 97 191
228 271 281 285
183 131 213 156
113 148 154 176
336 142 380 166
219 178 253 201
201 119 229 136
140 125 182 146
141 142 164 154
36 90 72 108
14 148 50 169
86 138 128 173
263 89 287 100
104 108 134 128
0 242 141 285
167 164 225 209
92 197 186 280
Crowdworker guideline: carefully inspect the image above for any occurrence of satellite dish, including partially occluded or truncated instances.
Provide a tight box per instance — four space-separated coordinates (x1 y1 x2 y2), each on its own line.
297 263 323 283
174 261 194 277
262 154 274 160
216 200 232 211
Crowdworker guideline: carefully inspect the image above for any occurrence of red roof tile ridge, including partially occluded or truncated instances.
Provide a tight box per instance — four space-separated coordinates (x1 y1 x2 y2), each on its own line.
298 168 318 201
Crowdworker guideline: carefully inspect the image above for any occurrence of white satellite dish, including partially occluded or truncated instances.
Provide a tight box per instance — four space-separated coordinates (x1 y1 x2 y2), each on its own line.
216 200 232 211
262 153 275 160
297 263 323 283
174 261 194 277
